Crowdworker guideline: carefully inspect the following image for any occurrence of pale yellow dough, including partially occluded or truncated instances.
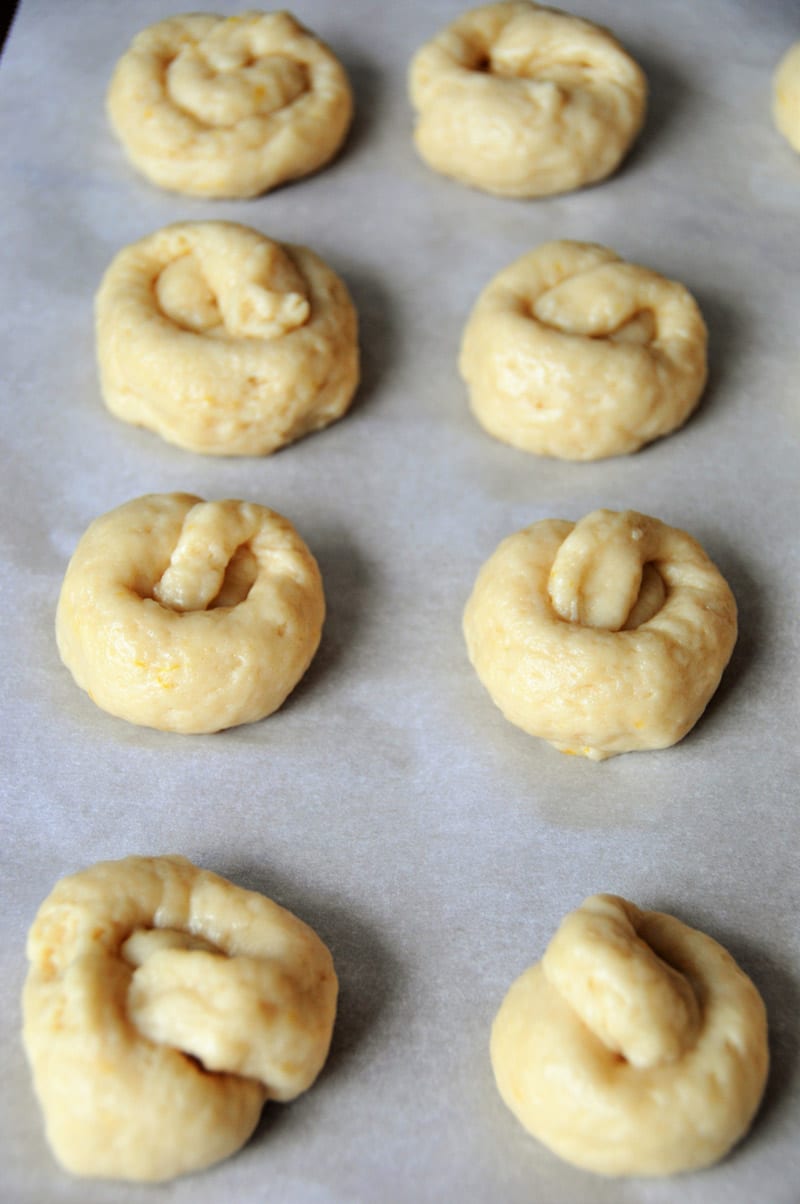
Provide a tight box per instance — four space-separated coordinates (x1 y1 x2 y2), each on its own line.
23 855 338 1182
773 42 800 152
491 894 769 1176
56 493 325 734
96 221 359 456
463 509 737 759
409 2 646 197
460 241 707 460
107 10 353 197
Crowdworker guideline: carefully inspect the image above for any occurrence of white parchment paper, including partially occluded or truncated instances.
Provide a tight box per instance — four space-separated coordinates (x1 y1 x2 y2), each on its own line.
1 2 798 1201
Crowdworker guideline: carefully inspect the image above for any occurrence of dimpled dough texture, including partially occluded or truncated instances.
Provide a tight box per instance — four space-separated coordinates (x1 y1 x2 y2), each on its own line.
773 42 800 152
463 509 737 759
107 11 353 198
491 894 769 1176
23 855 338 1181
96 221 359 456
409 1 646 197
56 493 325 734
459 241 707 460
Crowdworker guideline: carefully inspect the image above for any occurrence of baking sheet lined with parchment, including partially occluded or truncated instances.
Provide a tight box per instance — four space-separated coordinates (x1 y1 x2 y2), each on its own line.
1 2 798 1202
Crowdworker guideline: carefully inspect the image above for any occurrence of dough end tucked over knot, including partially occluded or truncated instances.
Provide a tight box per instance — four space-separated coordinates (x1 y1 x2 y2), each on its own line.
463 508 737 759
56 492 325 733
96 221 359 456
409 2 646 197
459 240 707 460
23 855 338 1181
491 893 769 1177
107 10 353 198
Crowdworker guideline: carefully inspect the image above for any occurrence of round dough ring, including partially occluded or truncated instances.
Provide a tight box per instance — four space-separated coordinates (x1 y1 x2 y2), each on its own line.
56 493 325 734
107 11 353 198
491 893 769 1177
23 854 338 1182
96 220 359 456
463 509 737 759
409 2 646 197
773 42 800 153
459 240 707 460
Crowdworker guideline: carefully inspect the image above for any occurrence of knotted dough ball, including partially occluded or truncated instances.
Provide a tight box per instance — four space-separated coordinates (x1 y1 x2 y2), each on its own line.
459 240 707 460
773 42 800 152
56 493 325 734
491 893 769 1176
463 509 737 759
96 221 359 456
107 11 353 197
409 2 646 197
23 855 338 1181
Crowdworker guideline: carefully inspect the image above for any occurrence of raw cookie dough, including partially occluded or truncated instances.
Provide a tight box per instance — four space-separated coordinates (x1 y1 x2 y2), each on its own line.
107 10 353 197
96 220 359 456
459 240 707 460
56 493 325 733
409 2 646 197
773 42 800 152
23 855 338 1181
491 893 769 1176
463 509 737 759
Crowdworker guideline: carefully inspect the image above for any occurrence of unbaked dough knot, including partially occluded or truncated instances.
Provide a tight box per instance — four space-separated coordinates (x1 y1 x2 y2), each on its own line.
22 856 338 1180
409 2 647 198
490 893 769 1175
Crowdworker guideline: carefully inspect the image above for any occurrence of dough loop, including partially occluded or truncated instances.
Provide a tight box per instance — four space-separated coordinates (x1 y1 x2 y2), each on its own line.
459 240 707 460
107 10 353 197
56 493 325 733
463 509 737 759
491 893 769 1176
773 42 800 152
96 221 359 456
409 2 646 197
23 855 338 1181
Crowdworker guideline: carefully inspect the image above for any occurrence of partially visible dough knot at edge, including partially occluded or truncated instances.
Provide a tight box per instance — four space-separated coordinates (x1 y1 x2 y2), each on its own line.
107 11 354 198
22 855 338 1182
55 492 326 734
773 42 800 152
459 240 707 460
462 509 737 759
95 221 359 456
409 1 647 197
490 893 769 1177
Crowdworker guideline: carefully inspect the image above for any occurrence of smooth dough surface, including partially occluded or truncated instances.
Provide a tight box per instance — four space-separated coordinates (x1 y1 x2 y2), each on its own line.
459 240 707 460
463 509 737 759
23 855 338 1181
56 493 325 733
773 42 800 152
107 10 353 197
409 1 646 197
491 893 769 1176
96 220 359 456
